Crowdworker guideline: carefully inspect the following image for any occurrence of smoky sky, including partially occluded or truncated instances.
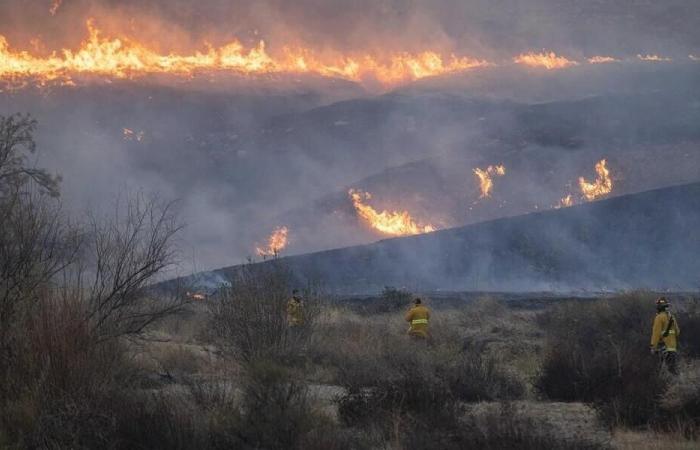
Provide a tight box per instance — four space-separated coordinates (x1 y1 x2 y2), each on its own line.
1 0 700 57
2 0 700 277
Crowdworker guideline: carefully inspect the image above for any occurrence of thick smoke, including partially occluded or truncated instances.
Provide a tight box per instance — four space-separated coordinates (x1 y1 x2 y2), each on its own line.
1 1 700 281
2 1 700 57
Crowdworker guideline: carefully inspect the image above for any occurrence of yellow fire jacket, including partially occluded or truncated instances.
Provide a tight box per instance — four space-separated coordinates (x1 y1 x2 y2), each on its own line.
405 305 430 338
651 311 680 352
287 299 303 326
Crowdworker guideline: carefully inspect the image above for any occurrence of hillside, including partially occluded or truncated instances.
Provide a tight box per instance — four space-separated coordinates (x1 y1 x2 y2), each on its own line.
2 64 700 268
209 182 700 293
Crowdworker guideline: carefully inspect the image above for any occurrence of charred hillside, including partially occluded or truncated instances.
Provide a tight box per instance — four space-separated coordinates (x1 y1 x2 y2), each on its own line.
212 182 700 294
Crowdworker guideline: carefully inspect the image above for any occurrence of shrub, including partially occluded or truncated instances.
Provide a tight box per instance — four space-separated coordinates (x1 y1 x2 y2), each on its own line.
335 333 525 439
209 262 322 363
378 286 413 313
536 293 667 426
677 298 700 358
658 363 700 438
452 403 610 450
219 359 338 450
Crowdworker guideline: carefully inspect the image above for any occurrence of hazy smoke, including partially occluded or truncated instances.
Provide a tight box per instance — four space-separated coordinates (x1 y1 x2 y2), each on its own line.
2 1 700 57
1 1 700 279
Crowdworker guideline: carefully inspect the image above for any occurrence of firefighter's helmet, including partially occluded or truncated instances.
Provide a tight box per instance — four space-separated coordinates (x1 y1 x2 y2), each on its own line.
656 297 670 310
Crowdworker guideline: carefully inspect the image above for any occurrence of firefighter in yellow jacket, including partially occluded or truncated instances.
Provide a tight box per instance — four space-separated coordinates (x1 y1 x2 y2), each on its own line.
405 298 430 339
650 297 680 375
287 290 304 327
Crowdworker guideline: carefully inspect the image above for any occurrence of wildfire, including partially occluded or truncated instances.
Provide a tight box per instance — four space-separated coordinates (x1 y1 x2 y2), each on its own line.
587 56 619 64
514 51 578 69
122 127 144 142
579 159 613 201
256 226 289 257
0 19 490 88
348 189 435 236
637 54 672 62
473 165 506 198
690 55 700 61
555 194 574 209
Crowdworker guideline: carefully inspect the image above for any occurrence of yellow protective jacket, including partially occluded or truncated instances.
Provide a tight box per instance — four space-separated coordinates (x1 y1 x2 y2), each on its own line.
287 299 303 326
651 311 680 352
405 305 430 338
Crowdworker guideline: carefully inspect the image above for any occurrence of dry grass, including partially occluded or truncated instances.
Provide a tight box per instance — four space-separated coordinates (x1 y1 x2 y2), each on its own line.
613 430 699 450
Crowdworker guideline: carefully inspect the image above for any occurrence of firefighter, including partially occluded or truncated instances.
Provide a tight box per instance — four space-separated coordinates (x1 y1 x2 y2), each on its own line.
650 297 680 375
287 289 304 327
405 298 430 340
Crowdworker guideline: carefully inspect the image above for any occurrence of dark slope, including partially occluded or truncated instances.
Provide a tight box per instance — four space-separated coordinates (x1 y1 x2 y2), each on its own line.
213 182 700 294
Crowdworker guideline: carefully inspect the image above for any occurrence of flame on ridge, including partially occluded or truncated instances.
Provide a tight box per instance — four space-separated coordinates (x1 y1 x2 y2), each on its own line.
0 19 490 87
579 159 613 201
587 56 619 64
256 226 289 257
473 165 506 198
122 127 144 142
555 194 574 209
514 51 578 69
637 54 672 62
349 189 435 236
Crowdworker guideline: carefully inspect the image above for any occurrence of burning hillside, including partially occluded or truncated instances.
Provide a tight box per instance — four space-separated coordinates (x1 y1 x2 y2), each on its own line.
514 52 578 69
256 226 289 258
349 189 435 237
0 19 490 88
579 159 613 202
0 17 697 91
473 165 506 198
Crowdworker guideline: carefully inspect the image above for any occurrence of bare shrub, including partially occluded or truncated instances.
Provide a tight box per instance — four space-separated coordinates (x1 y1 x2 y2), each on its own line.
658 363 700 437
0 114 60 197
74 194 185 342
209 261 321 363
676 298 700 358
335 329 525 442
536 293 667 426
229 360 317 449
0 193 185 446
453 403 610 450
113 393 208 450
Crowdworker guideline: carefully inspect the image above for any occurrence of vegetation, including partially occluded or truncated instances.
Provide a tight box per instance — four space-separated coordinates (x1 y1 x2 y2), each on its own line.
0 114 698 449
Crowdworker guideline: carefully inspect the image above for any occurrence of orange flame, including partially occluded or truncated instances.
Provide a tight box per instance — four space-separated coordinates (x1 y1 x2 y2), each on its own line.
122 127 144 142
514 51 578 69
473 165 506 198
349 189 435 236
0 19 490 88
256 226 289 257
555 194 574 209
637 54 672 62
579 159 613 201
587 56 619 64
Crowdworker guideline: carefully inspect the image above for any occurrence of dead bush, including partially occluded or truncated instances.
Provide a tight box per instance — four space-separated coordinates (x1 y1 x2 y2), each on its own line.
209 261 322 363
658 363 700 437
224 359 325 449
536 293 667 426
451 402 610 450
335 332 525 439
